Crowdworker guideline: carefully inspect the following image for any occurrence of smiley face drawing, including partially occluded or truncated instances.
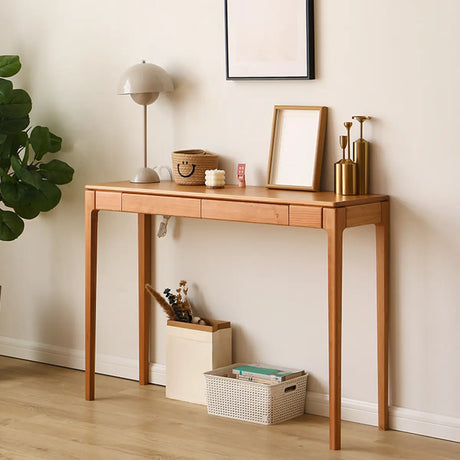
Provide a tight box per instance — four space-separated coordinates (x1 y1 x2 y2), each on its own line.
177 160 196 178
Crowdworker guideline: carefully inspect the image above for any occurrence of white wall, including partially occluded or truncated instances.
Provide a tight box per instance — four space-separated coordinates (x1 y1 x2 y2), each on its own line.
0 0 459 442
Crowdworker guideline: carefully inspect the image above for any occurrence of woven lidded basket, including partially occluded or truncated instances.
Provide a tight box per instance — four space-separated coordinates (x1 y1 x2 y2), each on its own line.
172 149 218 185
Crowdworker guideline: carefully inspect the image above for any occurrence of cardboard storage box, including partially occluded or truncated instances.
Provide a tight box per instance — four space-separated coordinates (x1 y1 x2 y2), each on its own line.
166 320 232 405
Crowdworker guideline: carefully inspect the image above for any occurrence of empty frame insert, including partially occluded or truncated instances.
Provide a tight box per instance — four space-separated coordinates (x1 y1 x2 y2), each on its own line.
267 106 327 191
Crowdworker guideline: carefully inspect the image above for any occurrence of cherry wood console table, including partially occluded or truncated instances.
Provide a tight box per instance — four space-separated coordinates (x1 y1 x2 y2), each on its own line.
85 181 389 450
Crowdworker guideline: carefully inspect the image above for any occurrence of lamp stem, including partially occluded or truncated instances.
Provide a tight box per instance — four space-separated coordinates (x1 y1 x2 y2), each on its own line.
143 104 148 168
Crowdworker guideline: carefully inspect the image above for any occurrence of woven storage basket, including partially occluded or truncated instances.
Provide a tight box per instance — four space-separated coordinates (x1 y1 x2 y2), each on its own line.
204 363 308 425
172 149 218 185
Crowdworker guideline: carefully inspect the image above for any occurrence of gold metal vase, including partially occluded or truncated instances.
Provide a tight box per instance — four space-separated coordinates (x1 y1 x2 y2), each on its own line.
341 159 357 195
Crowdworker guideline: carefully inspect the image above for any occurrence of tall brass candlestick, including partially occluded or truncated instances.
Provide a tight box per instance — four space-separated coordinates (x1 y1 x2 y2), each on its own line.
341 122 357 195
352 115 371 194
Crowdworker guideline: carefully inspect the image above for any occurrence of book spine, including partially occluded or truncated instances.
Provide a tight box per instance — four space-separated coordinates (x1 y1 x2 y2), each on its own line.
236 375 277 385
232 369 283 382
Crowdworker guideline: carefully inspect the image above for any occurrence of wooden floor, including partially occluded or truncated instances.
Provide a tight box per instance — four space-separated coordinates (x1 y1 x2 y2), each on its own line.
0 357 458 459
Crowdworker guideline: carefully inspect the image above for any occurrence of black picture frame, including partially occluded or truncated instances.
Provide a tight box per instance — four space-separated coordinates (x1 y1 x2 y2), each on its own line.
225 0 315 80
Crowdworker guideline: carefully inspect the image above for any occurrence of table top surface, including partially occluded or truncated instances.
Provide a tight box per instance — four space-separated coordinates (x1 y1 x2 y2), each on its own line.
86 181 389 208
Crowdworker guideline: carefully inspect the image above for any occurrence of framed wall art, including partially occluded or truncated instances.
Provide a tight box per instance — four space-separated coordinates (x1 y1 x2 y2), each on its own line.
225 0 315 80
267 106 327 191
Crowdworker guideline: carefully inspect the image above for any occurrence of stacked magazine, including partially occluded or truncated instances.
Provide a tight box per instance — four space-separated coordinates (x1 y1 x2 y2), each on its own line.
232 364 305 385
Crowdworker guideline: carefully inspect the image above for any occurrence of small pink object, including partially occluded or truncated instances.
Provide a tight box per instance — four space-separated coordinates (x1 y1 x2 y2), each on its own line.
237 163 246 187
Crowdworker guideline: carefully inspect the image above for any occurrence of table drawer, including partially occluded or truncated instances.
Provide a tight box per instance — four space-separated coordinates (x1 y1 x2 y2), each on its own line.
289 205 322 228
122 193 201 217
202 199 288 225
95 191 122 211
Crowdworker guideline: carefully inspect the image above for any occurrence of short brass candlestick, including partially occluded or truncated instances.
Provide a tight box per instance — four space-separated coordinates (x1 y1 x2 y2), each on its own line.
352 115 371 194
344 122 352 160
341 122 357 195
334 135 347 194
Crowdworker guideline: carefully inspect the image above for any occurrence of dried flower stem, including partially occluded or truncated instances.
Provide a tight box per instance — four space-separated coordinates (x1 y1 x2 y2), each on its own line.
145 284 176 320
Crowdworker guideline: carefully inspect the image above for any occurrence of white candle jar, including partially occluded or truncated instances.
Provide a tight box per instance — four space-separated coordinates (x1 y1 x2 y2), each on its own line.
205 169 225 189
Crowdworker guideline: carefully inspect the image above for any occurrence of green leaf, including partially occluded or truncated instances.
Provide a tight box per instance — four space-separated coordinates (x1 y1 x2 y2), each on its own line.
0 55 21 78
0 180 20 208
0 136 13 169
0 116 29 134
13 200 41 220
0 89 32 119
0 133 28 171
35 180 61 211
11 155 42 189
0 158 10 170
48 131 62 154
0 175 29 206
0 78 13 103
30 126 50 159
23 142 30 165
39 159 74 185
11 131 28 154
0 177 58 218
0 209 24 241
0 134 13 159
0 179 40 219
30 126 61 160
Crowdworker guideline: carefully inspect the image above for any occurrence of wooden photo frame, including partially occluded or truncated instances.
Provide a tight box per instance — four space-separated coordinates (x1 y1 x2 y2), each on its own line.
266 106 327 191
225 0 315 80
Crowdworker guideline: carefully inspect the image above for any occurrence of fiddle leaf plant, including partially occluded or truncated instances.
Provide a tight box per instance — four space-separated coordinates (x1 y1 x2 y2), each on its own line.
0 55 74 241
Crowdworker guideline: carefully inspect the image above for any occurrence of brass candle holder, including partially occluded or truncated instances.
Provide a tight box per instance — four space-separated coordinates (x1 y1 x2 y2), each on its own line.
340 122 357 195
334 135 347 194
352 115 371 194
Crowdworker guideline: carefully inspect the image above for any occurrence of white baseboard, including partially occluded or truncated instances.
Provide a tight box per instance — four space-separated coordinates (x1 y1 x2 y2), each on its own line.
0 335 85 370
389 406 460 443
150 362 166 386
0 335 167 384
0 335 458 443
305 391 459 442
306 391 379 426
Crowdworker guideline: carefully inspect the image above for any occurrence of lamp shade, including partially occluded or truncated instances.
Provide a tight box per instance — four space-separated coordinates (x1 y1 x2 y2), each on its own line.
117 61 173 105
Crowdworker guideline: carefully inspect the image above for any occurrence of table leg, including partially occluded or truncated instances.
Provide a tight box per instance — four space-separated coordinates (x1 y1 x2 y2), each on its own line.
85 191 98 400
138 213 151 385
376 201 390 429
323 208 346 450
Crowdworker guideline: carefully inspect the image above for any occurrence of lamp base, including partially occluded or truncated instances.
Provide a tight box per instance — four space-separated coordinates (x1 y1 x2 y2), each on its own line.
130 167 160 183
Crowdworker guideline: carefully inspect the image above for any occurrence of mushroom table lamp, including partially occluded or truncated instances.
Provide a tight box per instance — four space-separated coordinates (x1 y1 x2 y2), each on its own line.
118 60 173 183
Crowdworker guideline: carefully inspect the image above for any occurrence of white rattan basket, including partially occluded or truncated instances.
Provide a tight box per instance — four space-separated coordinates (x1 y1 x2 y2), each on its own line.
204 363 308 425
